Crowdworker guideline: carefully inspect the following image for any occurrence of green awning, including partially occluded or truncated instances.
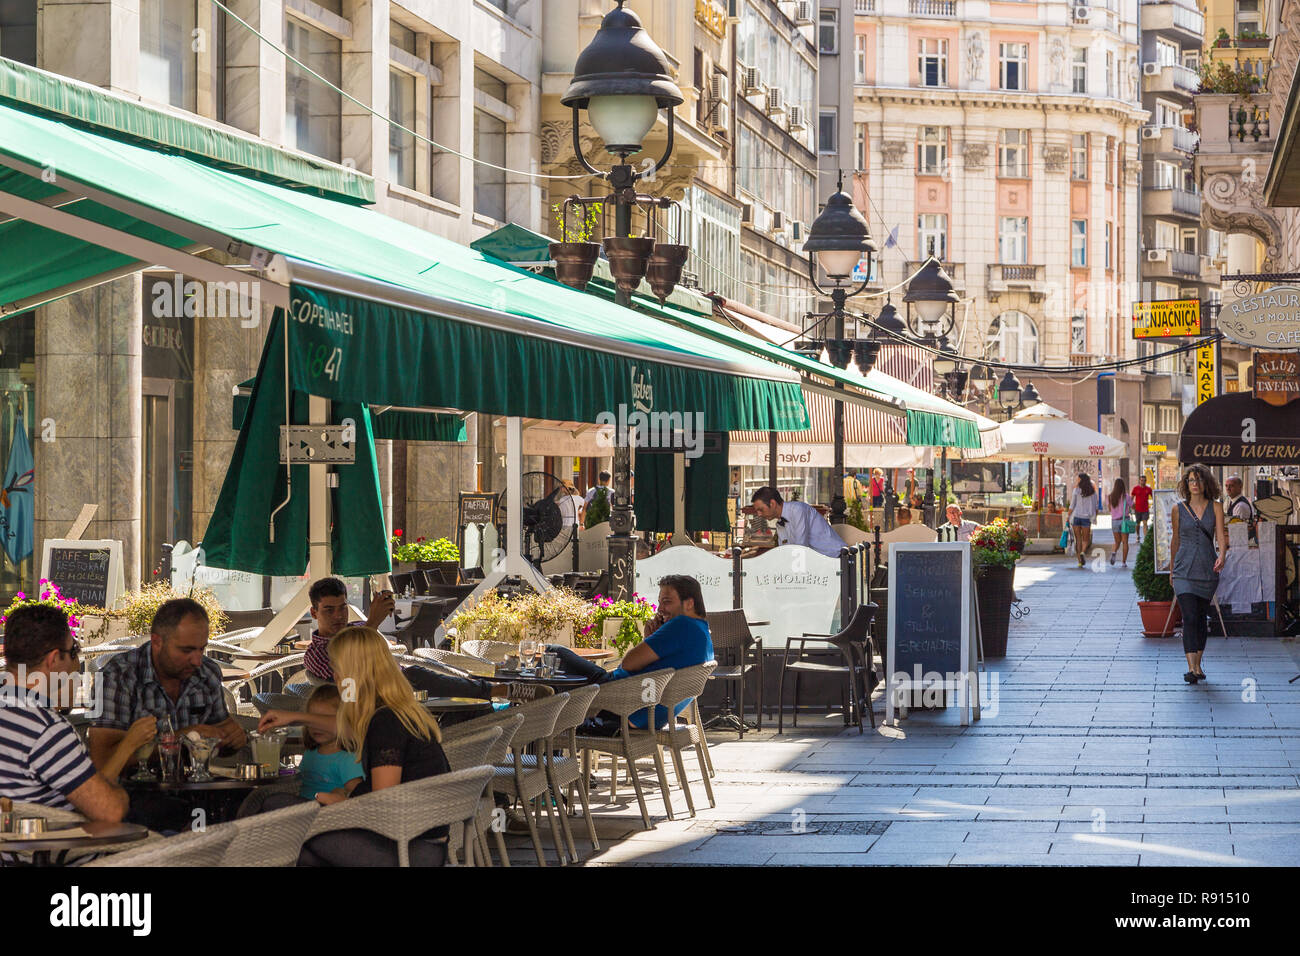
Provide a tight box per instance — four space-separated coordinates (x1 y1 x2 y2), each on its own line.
233 379 468 442
634 436 732 534
0 57 372 204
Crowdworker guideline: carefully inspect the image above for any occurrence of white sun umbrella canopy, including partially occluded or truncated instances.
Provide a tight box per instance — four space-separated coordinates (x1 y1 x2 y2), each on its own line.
988 402 1127 461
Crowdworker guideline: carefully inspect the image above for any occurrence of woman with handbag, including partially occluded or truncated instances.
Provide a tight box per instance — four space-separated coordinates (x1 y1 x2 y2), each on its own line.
1170 464 1227 684
1108 478 1135 567
1067 473 1099 568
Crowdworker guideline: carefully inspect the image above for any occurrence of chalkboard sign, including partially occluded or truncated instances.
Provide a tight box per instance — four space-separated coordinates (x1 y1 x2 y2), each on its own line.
886 541 981 726
41 539 125 609
458 493 498 528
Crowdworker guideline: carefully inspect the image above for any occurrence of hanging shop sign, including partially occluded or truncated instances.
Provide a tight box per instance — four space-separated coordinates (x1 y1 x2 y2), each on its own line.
1250 351 1300 407
1132 298 1201 339
1196 344 1216 405
1218 286 1300 349
1178 392 1300 465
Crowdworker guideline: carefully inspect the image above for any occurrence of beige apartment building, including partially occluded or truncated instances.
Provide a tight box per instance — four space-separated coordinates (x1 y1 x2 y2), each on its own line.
852 0 1148 487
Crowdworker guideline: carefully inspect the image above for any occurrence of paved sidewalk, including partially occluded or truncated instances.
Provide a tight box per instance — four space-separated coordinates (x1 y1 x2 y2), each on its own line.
533 555 1300 867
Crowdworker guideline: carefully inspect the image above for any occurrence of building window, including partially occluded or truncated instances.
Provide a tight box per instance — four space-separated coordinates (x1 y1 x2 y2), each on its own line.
140 0 198 110
1106 136 1114 183
1143 403 1156 434
1181 49 1199 72
819 8 838 55
855 33 867 83
1156 100 1182 127
986 310 1039 364
1181 228 1198 254
285 17 342 162
1072 47 1087 94
819 109 837 154
1155 220 1178 250
918 126 947 175
999 216 1029 264
998 129 1028 178
1105 50 1114 97
1071 133 1088 180
855 123 867 170
1071 219 1087 267
1236 0 1259 35
1152 160 1178 189
918 38 948 87
1155 38 1178 67
0 0 38 66
388 68 416 188
473 68 508 222
918 214 947 259
1159 405 1179 433
1105 221 1112 268
999 42 1028 91
1071 313 1087 354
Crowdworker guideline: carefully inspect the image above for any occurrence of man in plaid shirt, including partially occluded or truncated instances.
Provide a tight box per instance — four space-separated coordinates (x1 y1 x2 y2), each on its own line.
89 598 246 768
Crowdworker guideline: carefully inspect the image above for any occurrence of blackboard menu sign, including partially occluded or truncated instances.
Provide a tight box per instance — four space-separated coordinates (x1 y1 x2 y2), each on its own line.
886 542 980 726
48 547 112 606
458 493 498 528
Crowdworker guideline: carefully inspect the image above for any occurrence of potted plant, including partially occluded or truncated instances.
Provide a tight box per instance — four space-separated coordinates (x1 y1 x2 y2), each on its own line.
1236 27 1269 48
517 587 591 646
446 590 524 647
3 579 87 637
1132 531 1182 636
71 582 230 644
1214 28 1232 48
423 537 460 584
390 529 421 572
969 518 1028 657
584 487 610 529
580 593 657 655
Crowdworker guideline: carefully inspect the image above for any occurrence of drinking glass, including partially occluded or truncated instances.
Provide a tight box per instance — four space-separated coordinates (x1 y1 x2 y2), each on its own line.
183 735 220 782
518 639 536 673
129 740 157 782
157 732 182 784
250 729 286 777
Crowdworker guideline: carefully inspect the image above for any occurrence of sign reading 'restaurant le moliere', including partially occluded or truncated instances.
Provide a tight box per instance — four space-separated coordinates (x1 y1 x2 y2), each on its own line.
1218 286 1300 349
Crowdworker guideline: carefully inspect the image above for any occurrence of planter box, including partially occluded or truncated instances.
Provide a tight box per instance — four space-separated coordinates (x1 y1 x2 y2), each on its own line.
600 617 645 652
79 615 132 646
1237 37 1268 47
975 563 1015 657
526 622 575 648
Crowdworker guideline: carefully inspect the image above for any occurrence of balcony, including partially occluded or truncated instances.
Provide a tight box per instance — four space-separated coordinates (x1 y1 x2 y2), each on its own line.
1141 124 1199 155
1169 249 1201 276
1142 62 1200 96
1139 0 1205 42
1142 185 1201 218
986 263 1046 301
908 0 955 16
855 0 876 11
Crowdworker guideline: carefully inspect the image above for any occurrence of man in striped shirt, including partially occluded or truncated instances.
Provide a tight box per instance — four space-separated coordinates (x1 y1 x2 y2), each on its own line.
303 578 395 683
0 604 152 819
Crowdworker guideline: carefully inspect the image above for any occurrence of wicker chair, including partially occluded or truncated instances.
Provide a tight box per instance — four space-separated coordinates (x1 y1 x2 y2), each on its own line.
223 608 276 631
574 670 676 829
303 766 495 867
653 662 718 816
777 604 878 735
211 626 266 647
704 610 764 736
459 639 517 663
251 692 306 716
442 711 525 866
412 646 496 678
235 776 307 818
546 683 602 862
220 799 320 866
225 654 307 718
490 693 570 867
441 726 503 866
85 824 236 867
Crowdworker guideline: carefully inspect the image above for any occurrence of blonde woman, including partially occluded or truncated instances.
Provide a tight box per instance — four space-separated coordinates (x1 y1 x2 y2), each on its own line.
259 626 451 866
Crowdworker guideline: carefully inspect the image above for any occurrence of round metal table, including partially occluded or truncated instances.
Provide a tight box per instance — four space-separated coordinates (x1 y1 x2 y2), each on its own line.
1 821 150 866
123 769 299 827
420 696 499 715
494 669 591 690
571 647 616 662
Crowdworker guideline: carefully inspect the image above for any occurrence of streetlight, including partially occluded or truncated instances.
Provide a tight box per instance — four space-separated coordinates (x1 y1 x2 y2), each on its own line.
1021 380 1041 408
804 173 878 522
997 369 1023 419
901 256 959 336
559 0 683 601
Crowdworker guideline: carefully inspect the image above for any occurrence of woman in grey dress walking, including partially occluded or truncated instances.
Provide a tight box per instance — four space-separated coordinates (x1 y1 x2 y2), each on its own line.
1170 464 1227 684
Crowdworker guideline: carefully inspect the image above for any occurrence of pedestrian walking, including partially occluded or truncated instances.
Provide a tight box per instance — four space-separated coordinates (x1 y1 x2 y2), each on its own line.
1108 477 1134 567
1131 474 1153 543
1068 472 1099 568
1170 464 1227 685
869 468 885 508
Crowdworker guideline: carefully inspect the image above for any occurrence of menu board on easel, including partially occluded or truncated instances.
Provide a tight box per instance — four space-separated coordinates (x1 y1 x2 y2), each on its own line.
41 539 125 608
885 541 981 726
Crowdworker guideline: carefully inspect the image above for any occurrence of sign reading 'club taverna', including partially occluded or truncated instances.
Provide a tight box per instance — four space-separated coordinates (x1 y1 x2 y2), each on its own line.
1218 286 1300 349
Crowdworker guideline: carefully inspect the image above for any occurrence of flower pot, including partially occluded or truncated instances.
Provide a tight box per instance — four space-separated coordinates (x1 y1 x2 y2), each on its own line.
974 563 1016 657
1237 37 1268 47
1214 38 1232 47
1138 600 1182 637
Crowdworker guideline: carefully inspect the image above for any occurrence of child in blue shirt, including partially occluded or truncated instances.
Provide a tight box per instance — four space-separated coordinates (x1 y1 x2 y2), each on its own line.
298 685 363 804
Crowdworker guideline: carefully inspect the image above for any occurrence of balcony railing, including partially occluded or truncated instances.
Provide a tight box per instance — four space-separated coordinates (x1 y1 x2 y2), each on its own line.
1170 249 1201 276
1170 126 1198 151
1170 63 1199 92
855 0 875 12
908 0 956 16
1171 187 1201 215
1140 0 1205 36
1229 103 1271 142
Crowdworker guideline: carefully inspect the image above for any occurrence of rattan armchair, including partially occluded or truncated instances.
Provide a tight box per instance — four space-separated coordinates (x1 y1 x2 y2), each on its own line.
654 662 718 816
574 669 676 829
490 693 570 866
442 711 525 866
441 726 503 866
302 766 495 867
85 824 235 867
546 683 602 862
459 639 517 663
412 646 496 677
220 800 320 866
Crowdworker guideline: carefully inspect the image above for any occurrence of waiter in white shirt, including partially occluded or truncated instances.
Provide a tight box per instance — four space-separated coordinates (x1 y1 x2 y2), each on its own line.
749 486 846 558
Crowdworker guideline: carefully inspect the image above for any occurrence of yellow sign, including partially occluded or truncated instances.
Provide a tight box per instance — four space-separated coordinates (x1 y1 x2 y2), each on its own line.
1132 299 1202 339
695 0 726 38
1146 444 1167 453
1196 344 1216 405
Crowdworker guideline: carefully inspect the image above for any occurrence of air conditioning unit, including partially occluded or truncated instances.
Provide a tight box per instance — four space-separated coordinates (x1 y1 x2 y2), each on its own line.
1146 249 1168 262
1072 5 1090 20
765 87 786 115
740 202 754 224
787 105 807 131
791 220 805 241
710 102 730 135
1141 125 1162 139
726 0 742 23
710 72 729 104
742 66 764 96
1142 62 1161 76
771 210 786 232
795 0 815 24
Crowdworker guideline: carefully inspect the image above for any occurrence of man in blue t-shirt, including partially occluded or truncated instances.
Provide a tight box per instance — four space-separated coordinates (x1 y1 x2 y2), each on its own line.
548 574 714 735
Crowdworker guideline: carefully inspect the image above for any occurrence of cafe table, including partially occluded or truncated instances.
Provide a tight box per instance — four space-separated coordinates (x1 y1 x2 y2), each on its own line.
220 664 251 682
123 767 300 826
571 647 616 662
492 669 591 690
0 821 150 866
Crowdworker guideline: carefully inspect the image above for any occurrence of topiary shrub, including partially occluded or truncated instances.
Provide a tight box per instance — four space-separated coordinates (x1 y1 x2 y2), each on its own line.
1132 530 1173 602
584 487 610 528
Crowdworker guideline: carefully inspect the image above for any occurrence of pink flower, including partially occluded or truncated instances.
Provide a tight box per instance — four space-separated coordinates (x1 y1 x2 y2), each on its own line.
15 592 24 600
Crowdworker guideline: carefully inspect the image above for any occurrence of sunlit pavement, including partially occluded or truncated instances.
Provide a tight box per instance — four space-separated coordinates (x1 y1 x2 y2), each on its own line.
499 554 1300 866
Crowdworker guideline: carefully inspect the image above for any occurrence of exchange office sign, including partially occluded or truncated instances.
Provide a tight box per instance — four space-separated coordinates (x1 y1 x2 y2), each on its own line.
1252 351 1300 406
1218 286 1300 349
1132 298 1201 338
1178 392 1300 465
